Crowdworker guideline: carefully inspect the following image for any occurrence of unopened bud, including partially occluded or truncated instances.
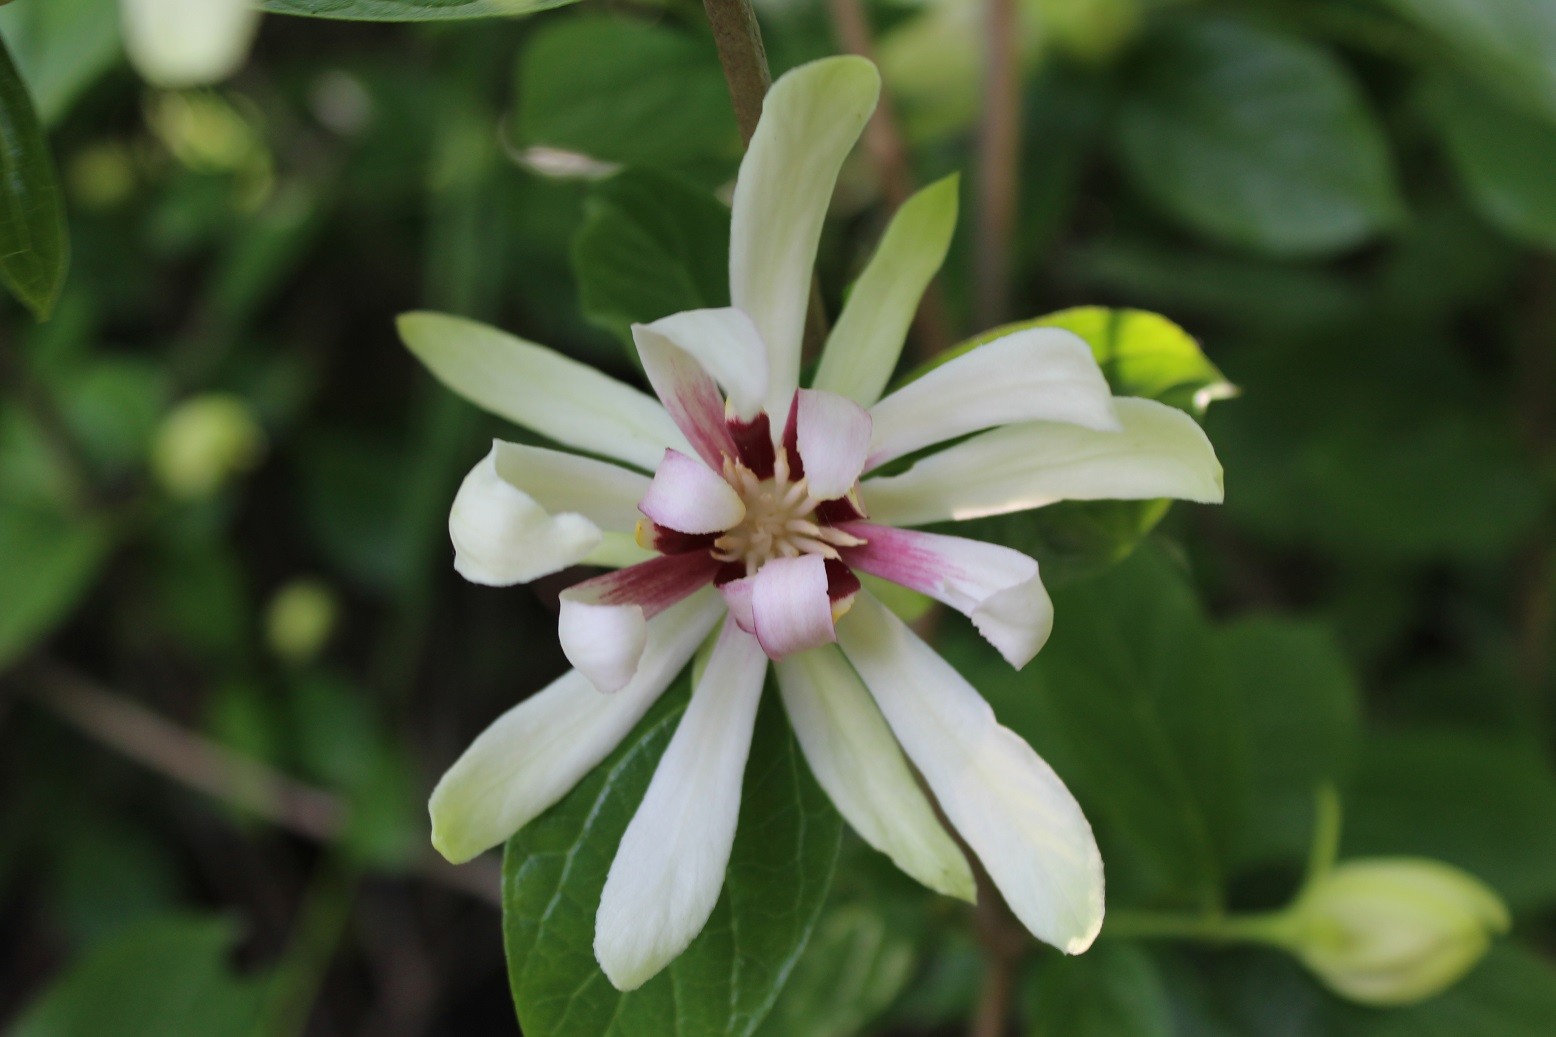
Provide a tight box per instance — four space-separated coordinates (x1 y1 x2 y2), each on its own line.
150 393 265 500
266 579 338 664
1283 858 1509 1006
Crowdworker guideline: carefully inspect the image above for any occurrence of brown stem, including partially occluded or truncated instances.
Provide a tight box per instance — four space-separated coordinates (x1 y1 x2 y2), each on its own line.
19 661 502 906
974 0 1022 328
824 0 957 359
969 861 1028 1037
702 0 772 145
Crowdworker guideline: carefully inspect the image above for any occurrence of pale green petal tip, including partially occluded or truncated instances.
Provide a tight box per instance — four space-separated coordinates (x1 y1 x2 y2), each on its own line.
428 785 489 866
775 54 882 112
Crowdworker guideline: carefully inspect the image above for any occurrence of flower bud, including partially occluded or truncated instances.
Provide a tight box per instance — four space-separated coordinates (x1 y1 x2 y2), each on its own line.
150 393 265 500
266 579 339 665
1284 858 1509 1006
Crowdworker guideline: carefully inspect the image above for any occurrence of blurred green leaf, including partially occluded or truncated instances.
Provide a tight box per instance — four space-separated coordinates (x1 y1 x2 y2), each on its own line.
0 0 118 125
572 169 730 346
11 914 267 1037
1381 0 1556 124
1220 619 1361 870
1025 943 1173 1037
1331 944 1556 1037
515 16 736 172
1424 75 1556 251
504 686 841 1036
0 504 110 672
0 34 67 319
260 0 566 18
1114 16 1400 256
1342 731 1556 913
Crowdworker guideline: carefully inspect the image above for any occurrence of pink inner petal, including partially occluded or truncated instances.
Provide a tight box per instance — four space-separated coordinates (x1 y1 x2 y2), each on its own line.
794 389 872 501
749 554 837 659
635 331 738 469
638 448 745 534
566 551 723 617
718 575 758 634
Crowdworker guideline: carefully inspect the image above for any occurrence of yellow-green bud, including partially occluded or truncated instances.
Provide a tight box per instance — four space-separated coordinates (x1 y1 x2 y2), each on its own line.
1284 858 1509 1006
265 579 338 665
150 393 265 500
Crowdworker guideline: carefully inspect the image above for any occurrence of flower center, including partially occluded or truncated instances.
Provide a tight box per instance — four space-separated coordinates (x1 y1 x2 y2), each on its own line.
712 448 864 577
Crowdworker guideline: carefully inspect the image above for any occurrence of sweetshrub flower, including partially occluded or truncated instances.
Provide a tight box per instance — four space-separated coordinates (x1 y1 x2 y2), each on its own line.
402 56 1223 990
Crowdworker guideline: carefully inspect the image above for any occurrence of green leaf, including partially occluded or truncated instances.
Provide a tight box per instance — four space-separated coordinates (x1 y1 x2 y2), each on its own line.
503 684 842 1036
11 914 268 1037
921 307 1229 584
0 503 110 673
0 0 119 125
1342 731 1556 913
1330 944 1556 1037
950 546 1248 908
572 169 730 346
1423 74 1556 251
1025 943 1173 1037
1220 619 1361 870
0 34 68 319
1380 0 1556 124
514 16 736 172
260 0 565 19
1114 16 1401 256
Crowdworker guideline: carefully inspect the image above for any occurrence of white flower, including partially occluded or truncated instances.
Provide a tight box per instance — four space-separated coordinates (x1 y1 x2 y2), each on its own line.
120 0 261 89
403 56 1223 991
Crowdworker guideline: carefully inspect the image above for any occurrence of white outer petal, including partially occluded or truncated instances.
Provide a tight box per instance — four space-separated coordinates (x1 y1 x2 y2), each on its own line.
776 646 973 900
427 589 724 864
729 57 880 416
814 175 960 407
450 441 650 586
837 593 1105 954
634 308 770 421
595 620 769 990
121 0 260 88
866 327 1120 471
399 312 685 470
863 397 1224 526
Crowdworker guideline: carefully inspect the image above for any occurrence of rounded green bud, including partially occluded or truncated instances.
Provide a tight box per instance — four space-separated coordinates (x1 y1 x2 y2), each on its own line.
265 579 339 665
150 393 265 500
1284 858 1509 1006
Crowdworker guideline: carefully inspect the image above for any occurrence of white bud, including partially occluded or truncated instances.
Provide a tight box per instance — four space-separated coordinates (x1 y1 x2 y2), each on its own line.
1284 858 1509 1006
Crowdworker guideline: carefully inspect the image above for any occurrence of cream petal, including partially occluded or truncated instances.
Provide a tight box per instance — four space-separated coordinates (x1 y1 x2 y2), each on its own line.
863 397 1224 526
749 554 836 659
638 449 746 534
428 589 724 864
812 175 960 407
594 620 769 990
728 57 881 416
120 0 260 88
634 308 770 422
450 441 651 586
837 593 1104 954
866 327 1119 471
399 312 685 471
839 523 1053 668
559 554 723 692
775 646 973 899
794 389 873 501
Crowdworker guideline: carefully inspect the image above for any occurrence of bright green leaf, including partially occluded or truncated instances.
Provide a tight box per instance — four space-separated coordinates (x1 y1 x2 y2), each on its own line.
0 503 110 673
514 16 735 172
0 34 68 319
0 0 119 125
503 685 842 1036
1114 16 1401 256
10 914 268 1037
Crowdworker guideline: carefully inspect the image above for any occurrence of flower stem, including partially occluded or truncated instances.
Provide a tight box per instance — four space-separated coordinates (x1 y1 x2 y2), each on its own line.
969 860 1027 1037
1104 907 1297 947
702 0 771 145
974 0 1022 328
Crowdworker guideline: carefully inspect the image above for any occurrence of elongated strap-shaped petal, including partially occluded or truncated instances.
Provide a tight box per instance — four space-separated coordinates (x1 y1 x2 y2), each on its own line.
638 449 746 534
560 553 723 692
450 441 651 586
428 589 724 864
729 57 881 416
866 327 1119 471
749 554 837 659
839 523 1053 668
838 593 1105 954
795 389 873 500
595 619 768 990
864 397 1224 526
775 646 974 899
629 321 740 468
399 312 684 471
121 0 260 88
634 308 770 422
813 175 960 406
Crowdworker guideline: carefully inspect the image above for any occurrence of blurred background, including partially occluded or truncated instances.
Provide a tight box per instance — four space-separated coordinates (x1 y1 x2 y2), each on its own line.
1 0 1554 1034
